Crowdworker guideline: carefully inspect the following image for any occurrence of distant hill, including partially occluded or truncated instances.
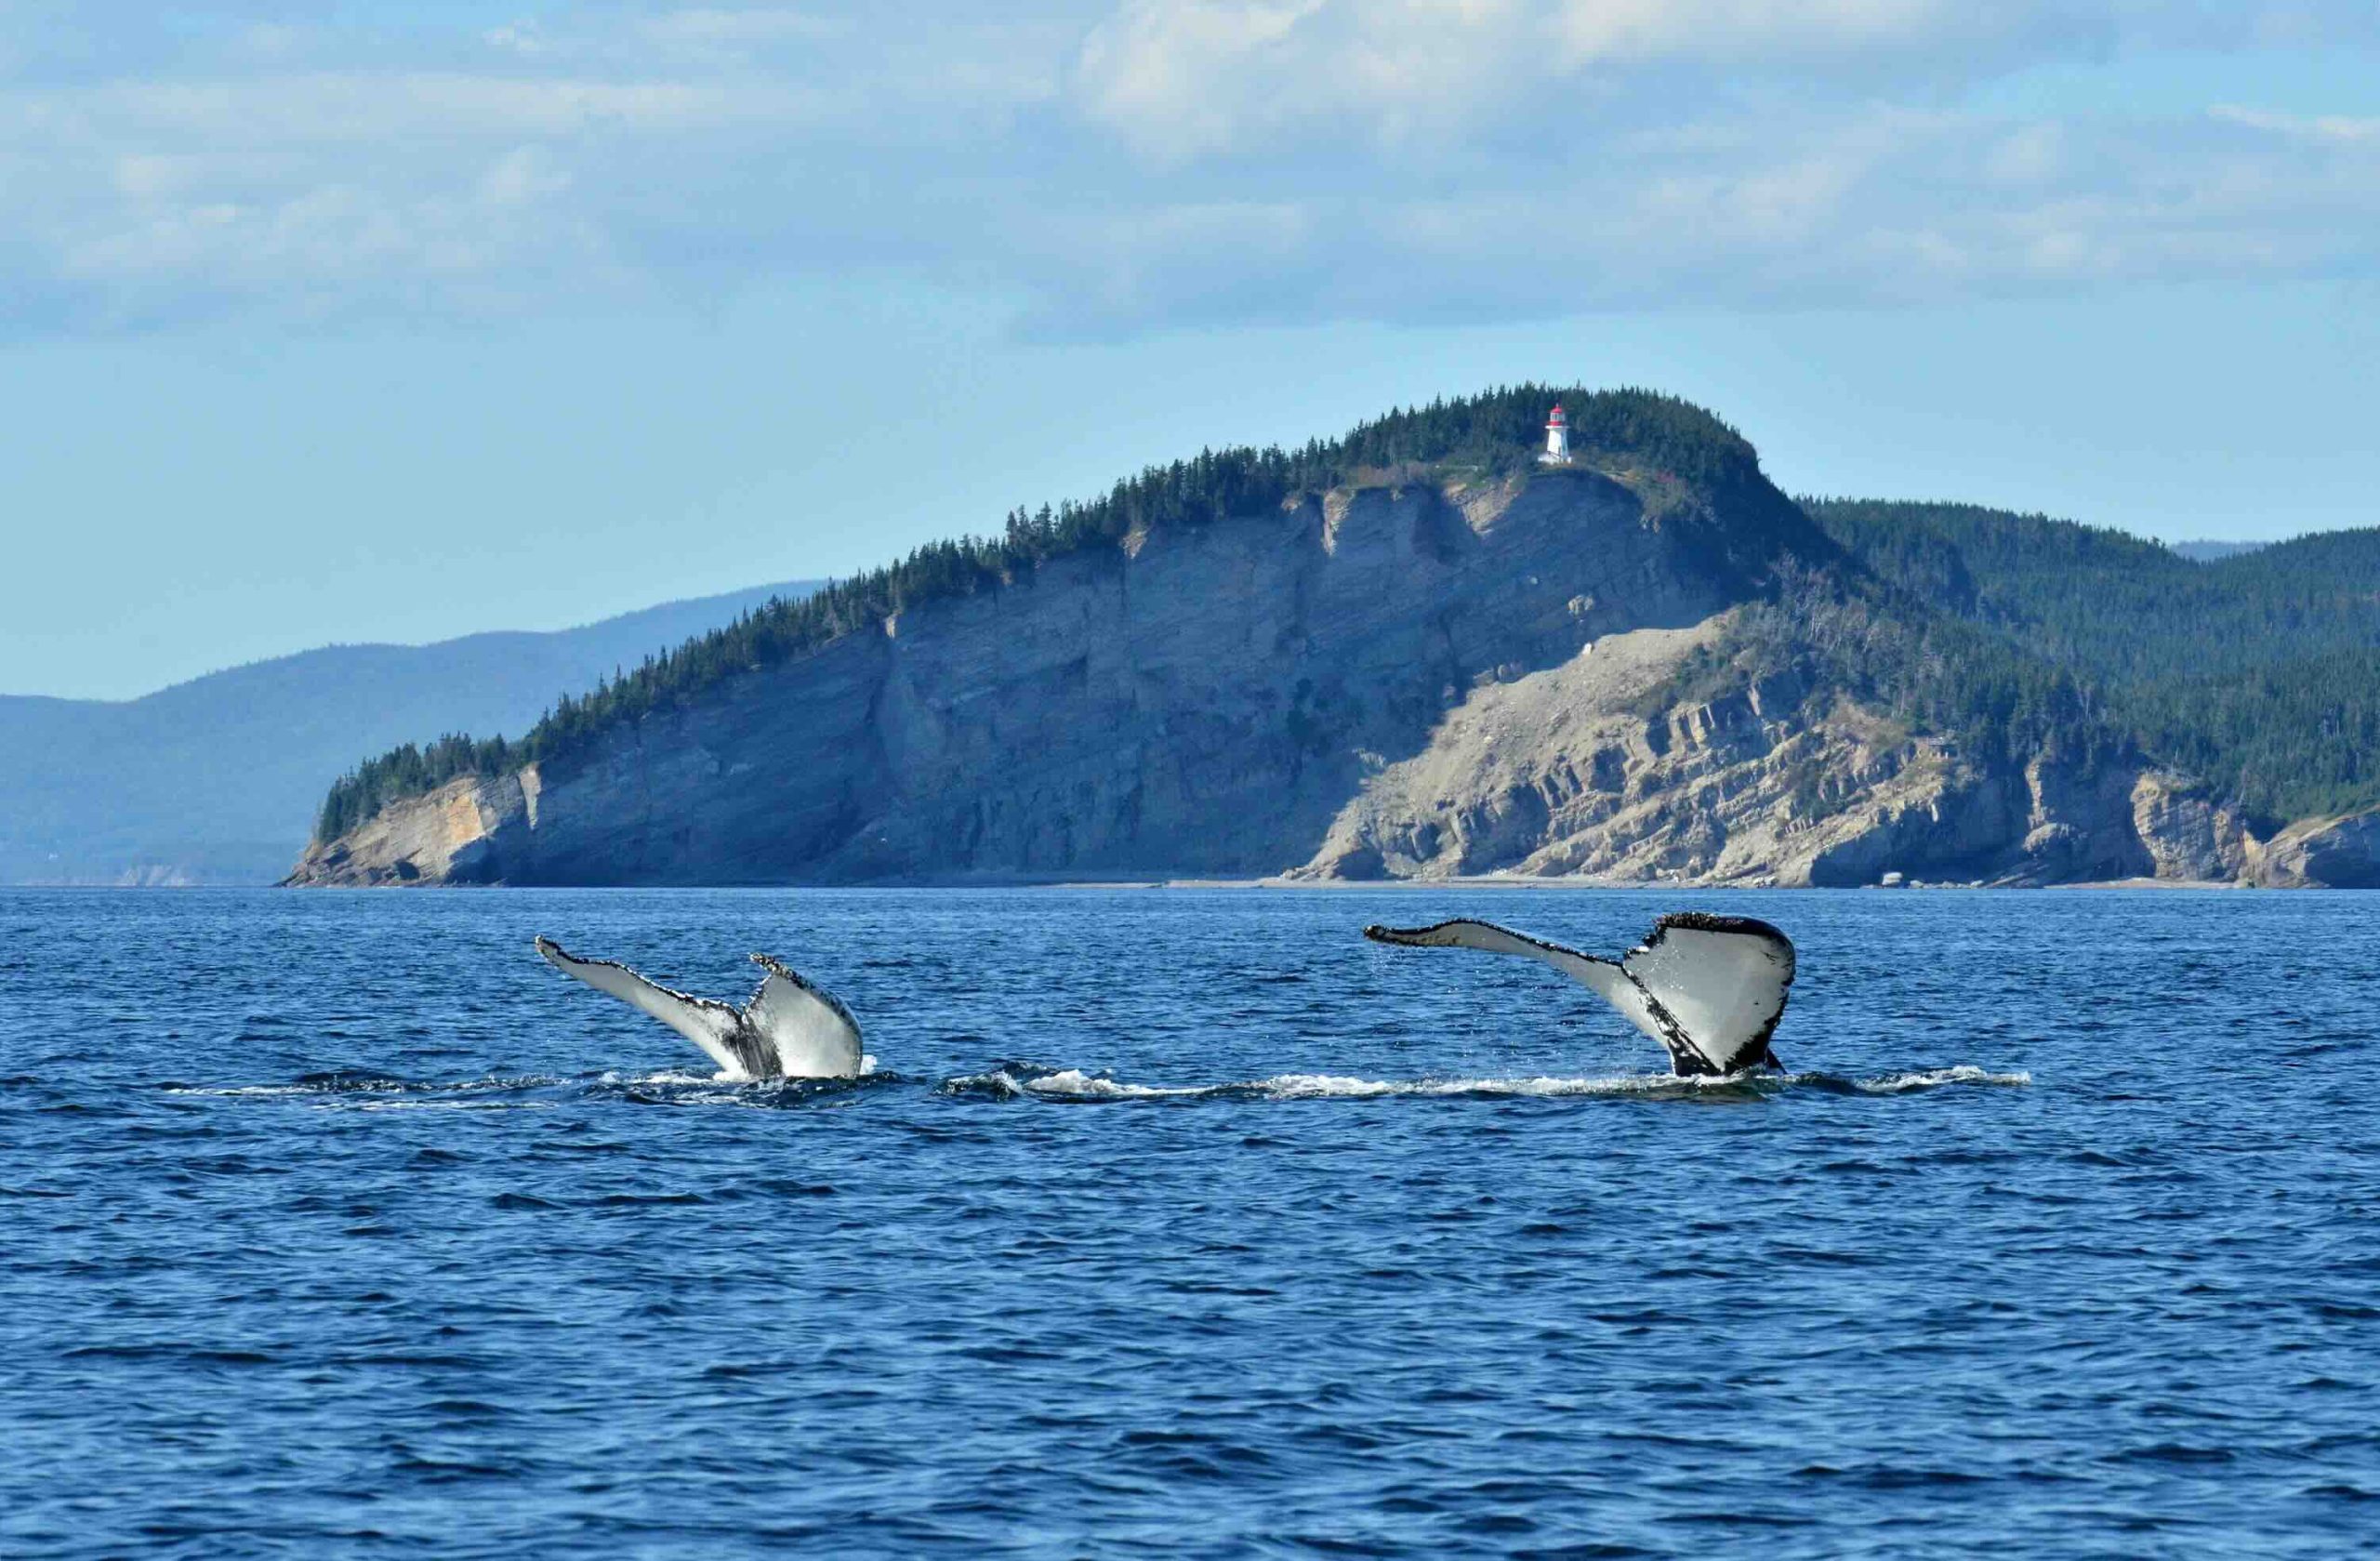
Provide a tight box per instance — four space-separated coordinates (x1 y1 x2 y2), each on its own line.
2170 540 2268 562
0 581 818 884
1804 501 2380 825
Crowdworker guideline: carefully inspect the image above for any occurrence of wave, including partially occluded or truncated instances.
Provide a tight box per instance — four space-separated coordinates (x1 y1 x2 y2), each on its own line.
942 1062 2030 1104
178 1060 2026 1108
1834 1065 2031 1093
165 1071 573 1099
585 1067 903 1108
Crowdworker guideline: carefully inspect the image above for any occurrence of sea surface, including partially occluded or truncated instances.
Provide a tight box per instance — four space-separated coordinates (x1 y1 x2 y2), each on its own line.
3 887 2375 1558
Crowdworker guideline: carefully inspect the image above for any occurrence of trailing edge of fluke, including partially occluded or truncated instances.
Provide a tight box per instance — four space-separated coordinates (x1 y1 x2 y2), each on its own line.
533 936 863 1081
1362 913 1795 1077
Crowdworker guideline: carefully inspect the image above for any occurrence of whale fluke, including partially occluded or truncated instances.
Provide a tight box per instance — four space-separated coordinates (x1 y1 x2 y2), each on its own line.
534 937 863 1080
1363 913 1794 1076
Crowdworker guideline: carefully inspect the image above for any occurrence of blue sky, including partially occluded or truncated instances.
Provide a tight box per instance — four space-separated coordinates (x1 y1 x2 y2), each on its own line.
5 3 2378 700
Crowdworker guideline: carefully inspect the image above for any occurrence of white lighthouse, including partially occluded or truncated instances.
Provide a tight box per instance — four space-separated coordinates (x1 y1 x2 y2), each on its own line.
1540 403 1571 465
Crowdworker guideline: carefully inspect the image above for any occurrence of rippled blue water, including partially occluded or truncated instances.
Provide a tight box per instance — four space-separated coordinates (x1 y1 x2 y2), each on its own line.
4 887 2376 1558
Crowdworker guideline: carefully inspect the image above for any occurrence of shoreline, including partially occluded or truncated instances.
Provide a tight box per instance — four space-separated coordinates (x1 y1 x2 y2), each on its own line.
746 871 2260 892
1105 875 2254 892
39 871 2272 892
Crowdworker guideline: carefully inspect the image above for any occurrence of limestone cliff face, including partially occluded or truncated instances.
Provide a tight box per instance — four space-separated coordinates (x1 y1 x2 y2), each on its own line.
1289 617 2289 888
2128 773 2256 883
2250 812 2380 889
294 766 541 885
289 467 2380 889
293 471 1756 885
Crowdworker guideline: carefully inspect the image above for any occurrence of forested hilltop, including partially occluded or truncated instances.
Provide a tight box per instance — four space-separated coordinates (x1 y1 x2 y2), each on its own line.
314 387 1811 841
1803 501 2380 826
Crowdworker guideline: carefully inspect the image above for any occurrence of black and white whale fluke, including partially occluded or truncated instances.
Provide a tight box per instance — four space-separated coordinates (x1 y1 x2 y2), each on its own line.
1362 913 1795 1077
534 936 864 1080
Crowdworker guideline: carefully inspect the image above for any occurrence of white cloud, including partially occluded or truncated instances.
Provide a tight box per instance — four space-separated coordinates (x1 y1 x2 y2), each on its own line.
641 7 852 49
1068 0 2084 159
483 23 550 60
2212 105 2380 143
23 73 815 142
1548 0 1969 62
476 145 572 207
1982 122 2066 186
0 2 2375 335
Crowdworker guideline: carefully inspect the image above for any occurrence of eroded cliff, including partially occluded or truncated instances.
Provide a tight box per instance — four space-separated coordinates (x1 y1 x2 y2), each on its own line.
295 470 1759 884
1289 615 2325 886
291 463 2377 890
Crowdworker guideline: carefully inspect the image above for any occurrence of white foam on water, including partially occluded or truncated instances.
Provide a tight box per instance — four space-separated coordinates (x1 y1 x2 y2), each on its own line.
949 1068 1750 1102
1010 1068 1207 1099
956 1065 2032 1104
1250 1072 1691 1099
171 1074 568 1099
354 1098 556 1113
1847 1065 2031 1093
1250 1072 1408 1099
187 1062 2028 1107
597 1057 876 1087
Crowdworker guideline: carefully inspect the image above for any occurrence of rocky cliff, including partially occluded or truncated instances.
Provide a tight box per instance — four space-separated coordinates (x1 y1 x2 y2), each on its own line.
289 452 2380 889
296 470 1751 883
1288 615 2355 887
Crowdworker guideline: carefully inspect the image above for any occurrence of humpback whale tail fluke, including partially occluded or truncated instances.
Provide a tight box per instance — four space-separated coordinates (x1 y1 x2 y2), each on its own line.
534 936 864 1080
1363 913 1795 1077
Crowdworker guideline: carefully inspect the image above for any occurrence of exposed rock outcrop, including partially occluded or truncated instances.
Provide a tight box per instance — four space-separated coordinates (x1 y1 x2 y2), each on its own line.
2129 772 2255 883
2252 811 2380 888
294 766 539 885
292 471 1761 884
1289 622 2278 888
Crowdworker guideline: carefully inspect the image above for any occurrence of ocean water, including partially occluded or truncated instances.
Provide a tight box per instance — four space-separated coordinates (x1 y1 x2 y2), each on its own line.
3 887 2375 1559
